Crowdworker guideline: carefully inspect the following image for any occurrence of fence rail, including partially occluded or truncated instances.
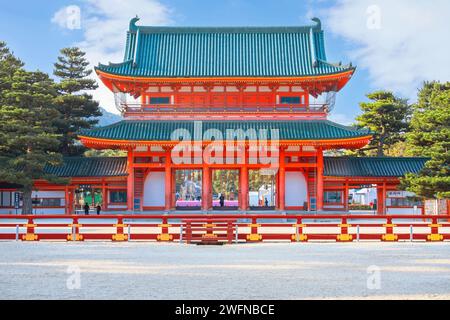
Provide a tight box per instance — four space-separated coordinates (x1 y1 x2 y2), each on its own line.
0 214 449 243
123 103 328 114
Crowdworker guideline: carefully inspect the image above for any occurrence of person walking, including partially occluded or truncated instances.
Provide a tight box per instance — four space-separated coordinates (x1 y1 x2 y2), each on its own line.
219 193 225 207
83 203 90 215
96 204 102 215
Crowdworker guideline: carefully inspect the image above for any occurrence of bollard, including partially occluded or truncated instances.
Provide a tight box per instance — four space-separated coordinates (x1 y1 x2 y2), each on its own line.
127 224 131 241
235 224 239 244
185 222 192 244
67 217 83 241
157 216 173 241
356 225 360 242
246 217 262 242
226 221 233 244
112 217 128 241
337 217 353 242
15 224 19 241
179 225 183 244
381 217 398 241
22 218 38 241
427 218 443 242
202 220 217 240
291 218 307 242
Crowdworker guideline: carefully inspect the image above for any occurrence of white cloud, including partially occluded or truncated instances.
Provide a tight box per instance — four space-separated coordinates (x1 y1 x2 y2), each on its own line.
51 5 81 30
324 0 450 99
52 0 172 114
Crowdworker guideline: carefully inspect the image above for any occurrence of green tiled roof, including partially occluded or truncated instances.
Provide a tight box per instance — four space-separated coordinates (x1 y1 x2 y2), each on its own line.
324 157 428 177
96 17 354 78
80 120 370 141
43 156 427 178
44 157 128 177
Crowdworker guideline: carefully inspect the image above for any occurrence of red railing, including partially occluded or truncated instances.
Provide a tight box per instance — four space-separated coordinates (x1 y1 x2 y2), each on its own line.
1 214 449 243
122 103 329 115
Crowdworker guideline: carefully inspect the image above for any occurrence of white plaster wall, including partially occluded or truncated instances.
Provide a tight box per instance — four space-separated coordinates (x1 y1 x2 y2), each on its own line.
387 207 422 215
0 208 65 214
324 205 345 209
1 190 65 215
285 171 308 207
31 191 65 198
108 205 127 209
249 191 259 207
143 172 166 207
31 208 65 214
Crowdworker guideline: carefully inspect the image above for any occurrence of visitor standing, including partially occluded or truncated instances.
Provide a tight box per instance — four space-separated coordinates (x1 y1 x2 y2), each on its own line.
219 193 225 207
83 203 90 215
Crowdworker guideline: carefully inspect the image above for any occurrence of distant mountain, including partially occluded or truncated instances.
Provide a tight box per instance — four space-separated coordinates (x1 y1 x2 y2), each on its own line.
95 107 122 126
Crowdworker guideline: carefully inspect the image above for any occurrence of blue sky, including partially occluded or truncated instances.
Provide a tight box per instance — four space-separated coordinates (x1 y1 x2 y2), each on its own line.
1 0 449 123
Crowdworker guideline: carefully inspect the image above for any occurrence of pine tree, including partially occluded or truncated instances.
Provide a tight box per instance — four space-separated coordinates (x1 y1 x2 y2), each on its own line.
0 45 66 213
53 47 101 156
401 81 450 199
355 91 410 156
0 42 24 87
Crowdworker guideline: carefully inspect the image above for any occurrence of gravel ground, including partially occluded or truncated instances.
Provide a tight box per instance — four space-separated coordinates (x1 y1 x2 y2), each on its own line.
0 241 449 300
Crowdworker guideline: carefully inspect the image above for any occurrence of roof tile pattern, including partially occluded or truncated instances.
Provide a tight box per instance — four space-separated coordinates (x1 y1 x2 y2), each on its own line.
324 157 428 177
96 19 353 78
80 120 370 141
43 156 426 178
44 157 128 177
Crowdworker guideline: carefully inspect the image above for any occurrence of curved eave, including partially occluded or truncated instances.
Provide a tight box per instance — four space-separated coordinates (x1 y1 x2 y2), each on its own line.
95 67 355 84
324 176 401 181
79 135 371 150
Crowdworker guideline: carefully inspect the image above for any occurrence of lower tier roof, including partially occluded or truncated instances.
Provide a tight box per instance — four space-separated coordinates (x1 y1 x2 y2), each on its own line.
43 156 427 179
79 120 372 149
80 120 369 141
324 157 428 178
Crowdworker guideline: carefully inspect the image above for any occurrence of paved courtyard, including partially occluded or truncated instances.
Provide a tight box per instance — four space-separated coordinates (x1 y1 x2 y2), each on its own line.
0 242 449 299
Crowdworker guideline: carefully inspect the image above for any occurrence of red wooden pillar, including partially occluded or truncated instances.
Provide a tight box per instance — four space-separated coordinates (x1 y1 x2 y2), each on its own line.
202 165 211 211
126 149 134 211
316 147 324 211
68 187 74 214
171 169 177 210
344 180 349 212
377 182 386 215
278 147 286 211
64 185 70 215
165 148 172 211
101 179 108 211
240 166 249 210
275 168 280 209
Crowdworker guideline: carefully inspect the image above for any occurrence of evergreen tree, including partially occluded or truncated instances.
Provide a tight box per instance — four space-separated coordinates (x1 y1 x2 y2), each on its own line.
0 42 24 87
401 81 450 199
355 91 410 156
53 47 101 156
0 46 66 213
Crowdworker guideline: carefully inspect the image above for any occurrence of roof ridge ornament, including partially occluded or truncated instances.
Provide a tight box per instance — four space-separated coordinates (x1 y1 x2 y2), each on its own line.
311 17 321 30
130 16 140 32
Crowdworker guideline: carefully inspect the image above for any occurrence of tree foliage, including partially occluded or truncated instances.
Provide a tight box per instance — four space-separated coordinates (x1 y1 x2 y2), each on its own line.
0 43 66 213
354 91 410 156
53 47 101 156
401 81 450 199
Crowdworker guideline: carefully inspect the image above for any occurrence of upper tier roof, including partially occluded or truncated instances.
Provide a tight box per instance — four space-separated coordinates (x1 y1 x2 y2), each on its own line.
96 17 354 78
